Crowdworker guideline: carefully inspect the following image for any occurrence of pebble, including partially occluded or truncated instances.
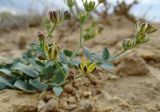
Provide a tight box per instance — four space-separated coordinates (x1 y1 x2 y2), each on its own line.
64 85 76 95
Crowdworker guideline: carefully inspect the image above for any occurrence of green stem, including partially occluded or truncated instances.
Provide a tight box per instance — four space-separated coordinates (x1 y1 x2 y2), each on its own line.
54 60 66 76
48 73 84 87
80 22 83 47
70 22 83 61
46 24 57 39
108 50 126 61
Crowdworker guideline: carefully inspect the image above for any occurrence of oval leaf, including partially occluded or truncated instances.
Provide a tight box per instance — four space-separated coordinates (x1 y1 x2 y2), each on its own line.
14 80 36 93
63 50 73 57
0 76 13 88
29 79 48 91
53 87 63 97
11 63 38 78
103 48 110 60
0 68 13 77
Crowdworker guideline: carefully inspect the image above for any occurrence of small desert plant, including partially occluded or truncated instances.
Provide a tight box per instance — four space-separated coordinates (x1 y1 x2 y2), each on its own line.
0 0 157 97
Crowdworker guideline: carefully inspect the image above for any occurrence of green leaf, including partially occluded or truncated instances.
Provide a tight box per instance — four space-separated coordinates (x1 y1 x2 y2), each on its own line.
59 52 69 64
0 76 13 88
14 80 36 93
0 68 13 77
83 47 92 60
53 87 63 97
29 79 48 91
103 48 110 60
11 63 38 78
63 50 73 57
100 62 114 71
0 83 7 90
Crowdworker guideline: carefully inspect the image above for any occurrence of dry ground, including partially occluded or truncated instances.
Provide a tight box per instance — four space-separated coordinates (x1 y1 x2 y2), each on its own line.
0 16 160 112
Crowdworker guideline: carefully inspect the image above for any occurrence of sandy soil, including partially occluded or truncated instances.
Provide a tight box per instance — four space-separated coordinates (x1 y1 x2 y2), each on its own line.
0 16 160 112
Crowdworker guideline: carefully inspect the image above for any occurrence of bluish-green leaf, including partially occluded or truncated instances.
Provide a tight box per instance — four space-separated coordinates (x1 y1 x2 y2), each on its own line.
29 79 48 91
83 47 92 59
0 76 13 88
11 63 38 78
53 87 63 97
100 62 114 71
0 83 7 90
14 80 36 93
59 52 69 64
63 50 73 57
0 68 13 77
103 48 110 60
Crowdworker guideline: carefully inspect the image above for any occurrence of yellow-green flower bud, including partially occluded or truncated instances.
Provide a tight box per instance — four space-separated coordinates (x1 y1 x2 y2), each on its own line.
137 22 157 34
122 39 136 50
49 11 60 24
79 59 96 74
48 43 60 60
99 0 105 3
64 11 71 20
84 1 96 12
136 33 149 43
67 0 75 8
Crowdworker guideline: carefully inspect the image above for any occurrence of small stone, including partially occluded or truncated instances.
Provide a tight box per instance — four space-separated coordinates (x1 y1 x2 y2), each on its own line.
44 98 59 112
67 96 76 104
82 91 92 97
65 104 77 110
118 100 129 107
37 100 46 112
78 100 92 112
64 84 76 95
116 54 150 76
155 103 160 111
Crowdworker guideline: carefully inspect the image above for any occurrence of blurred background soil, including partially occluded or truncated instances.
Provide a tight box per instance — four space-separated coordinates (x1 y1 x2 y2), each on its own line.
0 14 160 112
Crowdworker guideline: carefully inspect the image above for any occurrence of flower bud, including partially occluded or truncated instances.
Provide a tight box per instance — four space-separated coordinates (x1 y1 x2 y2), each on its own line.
67 0 75 8
137 22 157 34
49 11 60 24
79 59 96 74
64 11 71 20
99 0 105 3
37 32 45 41
122 39 136 50
136 33 149 43
98 24 104 33
37 53 46 60
84 1 96 12
48 43 60 60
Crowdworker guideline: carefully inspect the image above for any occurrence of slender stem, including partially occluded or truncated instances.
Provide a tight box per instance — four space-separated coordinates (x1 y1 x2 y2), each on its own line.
46 24 56 39
80 22 83 47
54 60 66 76
114 50 126 58
70 22 83 61
108 50 126 61
48 73 84 87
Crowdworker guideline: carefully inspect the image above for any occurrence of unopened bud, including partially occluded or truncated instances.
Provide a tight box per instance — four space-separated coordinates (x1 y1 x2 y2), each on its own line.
84 1 96 12
67 0 75 8
49 11 60 24
37 32 45 41
48 43 60 60
99 0 105 3
38 53 46 60
136 33 149 43
137 22 157 34
122 39 136 50
64 11 71 20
